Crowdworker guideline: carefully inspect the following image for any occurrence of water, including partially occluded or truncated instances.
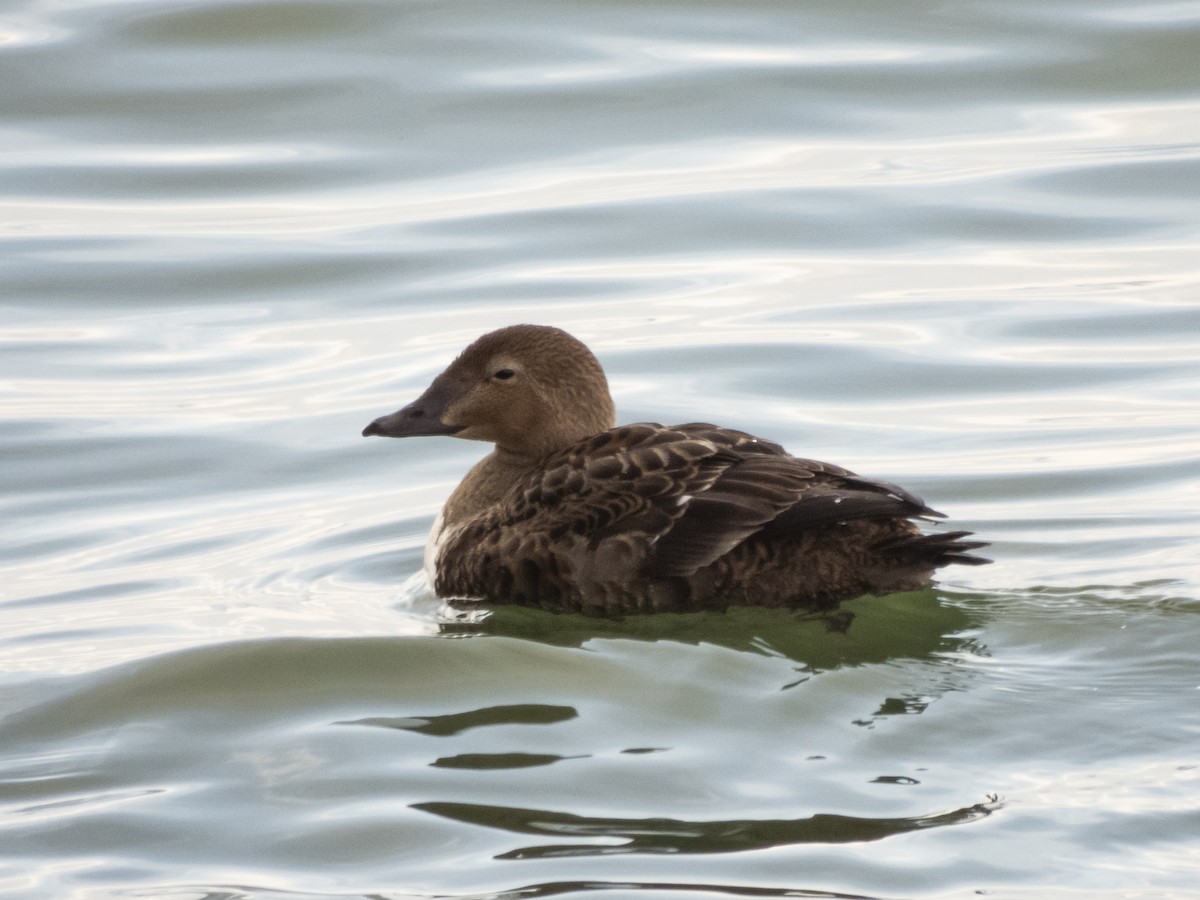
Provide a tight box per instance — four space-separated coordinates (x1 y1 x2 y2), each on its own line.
2 0 1199 897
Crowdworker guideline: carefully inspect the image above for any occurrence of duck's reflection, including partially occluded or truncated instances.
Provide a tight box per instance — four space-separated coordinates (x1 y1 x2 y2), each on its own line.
440 880 889 900
440 588 986 674
412 795 1001 858
342 702 578 736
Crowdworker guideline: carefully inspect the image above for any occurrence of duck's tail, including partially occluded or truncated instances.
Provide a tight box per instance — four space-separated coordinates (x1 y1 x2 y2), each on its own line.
874 529 992 568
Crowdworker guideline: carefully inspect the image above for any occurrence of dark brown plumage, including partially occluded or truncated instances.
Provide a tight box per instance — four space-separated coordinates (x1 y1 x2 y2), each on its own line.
363 324 989 615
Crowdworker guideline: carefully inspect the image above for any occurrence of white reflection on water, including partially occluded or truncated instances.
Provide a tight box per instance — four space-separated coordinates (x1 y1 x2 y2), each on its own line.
1099 1 1200 24
1009 762 1199 814
5 140 335 169
474 38 985 87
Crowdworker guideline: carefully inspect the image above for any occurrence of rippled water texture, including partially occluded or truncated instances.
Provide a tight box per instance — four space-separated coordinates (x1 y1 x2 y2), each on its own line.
2 0 1199 898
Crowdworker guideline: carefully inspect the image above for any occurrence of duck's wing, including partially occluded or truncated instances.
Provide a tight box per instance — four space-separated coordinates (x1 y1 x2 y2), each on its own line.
646 424 944 577
516 423 731 546
519 423 942 581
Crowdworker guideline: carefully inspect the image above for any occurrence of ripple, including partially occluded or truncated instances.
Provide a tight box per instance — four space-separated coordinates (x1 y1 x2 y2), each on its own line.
8 101 1200 240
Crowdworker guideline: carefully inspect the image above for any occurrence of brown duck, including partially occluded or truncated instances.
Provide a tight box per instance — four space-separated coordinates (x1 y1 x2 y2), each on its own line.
363 325 989 614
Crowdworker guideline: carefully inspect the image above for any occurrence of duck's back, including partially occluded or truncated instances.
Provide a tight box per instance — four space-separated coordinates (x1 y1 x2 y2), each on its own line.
432 423 988 614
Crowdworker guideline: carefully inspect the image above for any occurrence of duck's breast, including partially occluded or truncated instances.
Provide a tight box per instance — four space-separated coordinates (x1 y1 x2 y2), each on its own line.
423 507 451 589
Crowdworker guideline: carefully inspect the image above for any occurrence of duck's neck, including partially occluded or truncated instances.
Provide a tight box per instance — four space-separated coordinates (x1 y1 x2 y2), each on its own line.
441 447 541 529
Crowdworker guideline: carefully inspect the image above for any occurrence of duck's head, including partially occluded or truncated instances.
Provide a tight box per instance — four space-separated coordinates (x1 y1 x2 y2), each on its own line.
362 324 617 458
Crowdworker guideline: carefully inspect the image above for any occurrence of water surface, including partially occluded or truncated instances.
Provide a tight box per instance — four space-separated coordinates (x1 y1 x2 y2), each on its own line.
2 0 1199 898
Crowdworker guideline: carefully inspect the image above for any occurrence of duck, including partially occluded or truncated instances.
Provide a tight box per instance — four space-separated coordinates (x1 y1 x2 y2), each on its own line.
363 324 989 615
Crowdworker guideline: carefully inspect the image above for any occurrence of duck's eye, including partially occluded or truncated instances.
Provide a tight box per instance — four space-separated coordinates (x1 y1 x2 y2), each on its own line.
493 368 515 381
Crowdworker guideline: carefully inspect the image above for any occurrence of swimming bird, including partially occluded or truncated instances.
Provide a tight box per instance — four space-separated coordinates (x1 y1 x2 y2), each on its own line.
363 325 989 615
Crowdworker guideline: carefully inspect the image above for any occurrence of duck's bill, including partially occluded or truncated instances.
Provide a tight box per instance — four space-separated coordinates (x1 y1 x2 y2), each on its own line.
363 374 467 439
362 397 462 438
